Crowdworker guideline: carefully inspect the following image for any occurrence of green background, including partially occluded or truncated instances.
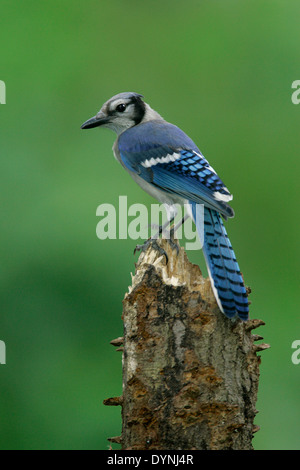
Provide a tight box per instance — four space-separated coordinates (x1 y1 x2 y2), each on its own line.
0 0 299 450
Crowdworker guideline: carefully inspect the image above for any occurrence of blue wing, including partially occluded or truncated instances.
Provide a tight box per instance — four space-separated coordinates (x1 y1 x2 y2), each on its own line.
118 121 234 219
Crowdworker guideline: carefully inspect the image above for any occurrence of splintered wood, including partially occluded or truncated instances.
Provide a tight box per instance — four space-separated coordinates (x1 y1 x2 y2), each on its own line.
106 237 268 450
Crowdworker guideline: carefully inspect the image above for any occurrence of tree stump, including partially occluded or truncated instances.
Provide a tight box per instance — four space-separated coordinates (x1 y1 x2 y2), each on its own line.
106 237 269 450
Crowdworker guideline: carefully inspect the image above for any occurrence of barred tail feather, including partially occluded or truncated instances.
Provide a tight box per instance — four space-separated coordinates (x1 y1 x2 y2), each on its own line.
190 202 249 321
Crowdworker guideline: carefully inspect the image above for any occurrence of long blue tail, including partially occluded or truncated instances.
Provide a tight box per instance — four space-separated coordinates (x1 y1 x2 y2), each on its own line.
190 202 249 321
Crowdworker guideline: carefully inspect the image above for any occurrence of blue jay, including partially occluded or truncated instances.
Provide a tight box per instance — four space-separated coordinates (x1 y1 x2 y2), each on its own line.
81 92 249 321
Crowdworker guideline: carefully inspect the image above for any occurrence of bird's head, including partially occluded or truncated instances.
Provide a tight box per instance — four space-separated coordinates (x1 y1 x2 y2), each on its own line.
81 92 163 135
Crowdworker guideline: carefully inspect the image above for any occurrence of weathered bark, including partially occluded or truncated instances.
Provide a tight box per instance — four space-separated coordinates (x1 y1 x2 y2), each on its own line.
106 237 268 450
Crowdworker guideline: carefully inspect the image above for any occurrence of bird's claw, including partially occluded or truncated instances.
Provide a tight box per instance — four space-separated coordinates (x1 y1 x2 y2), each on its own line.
134 238 169 264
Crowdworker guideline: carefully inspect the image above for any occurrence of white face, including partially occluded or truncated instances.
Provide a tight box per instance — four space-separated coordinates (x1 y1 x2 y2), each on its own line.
81 92 164 135
99 98 138 134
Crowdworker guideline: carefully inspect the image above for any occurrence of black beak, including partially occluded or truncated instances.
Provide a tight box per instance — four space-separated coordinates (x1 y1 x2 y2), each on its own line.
80 112 109 129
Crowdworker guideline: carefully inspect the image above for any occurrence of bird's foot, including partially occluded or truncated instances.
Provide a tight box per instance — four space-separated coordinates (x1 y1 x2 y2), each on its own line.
134 238 168 263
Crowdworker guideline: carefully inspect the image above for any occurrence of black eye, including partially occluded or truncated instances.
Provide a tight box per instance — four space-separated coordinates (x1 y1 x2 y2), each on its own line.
116 103 126 112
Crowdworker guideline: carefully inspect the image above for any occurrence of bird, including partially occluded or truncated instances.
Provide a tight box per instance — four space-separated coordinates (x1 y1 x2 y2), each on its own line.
81 92 249 321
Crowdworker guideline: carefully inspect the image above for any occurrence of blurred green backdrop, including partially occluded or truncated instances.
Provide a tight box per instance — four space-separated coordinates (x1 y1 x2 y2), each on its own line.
0 0 299 450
